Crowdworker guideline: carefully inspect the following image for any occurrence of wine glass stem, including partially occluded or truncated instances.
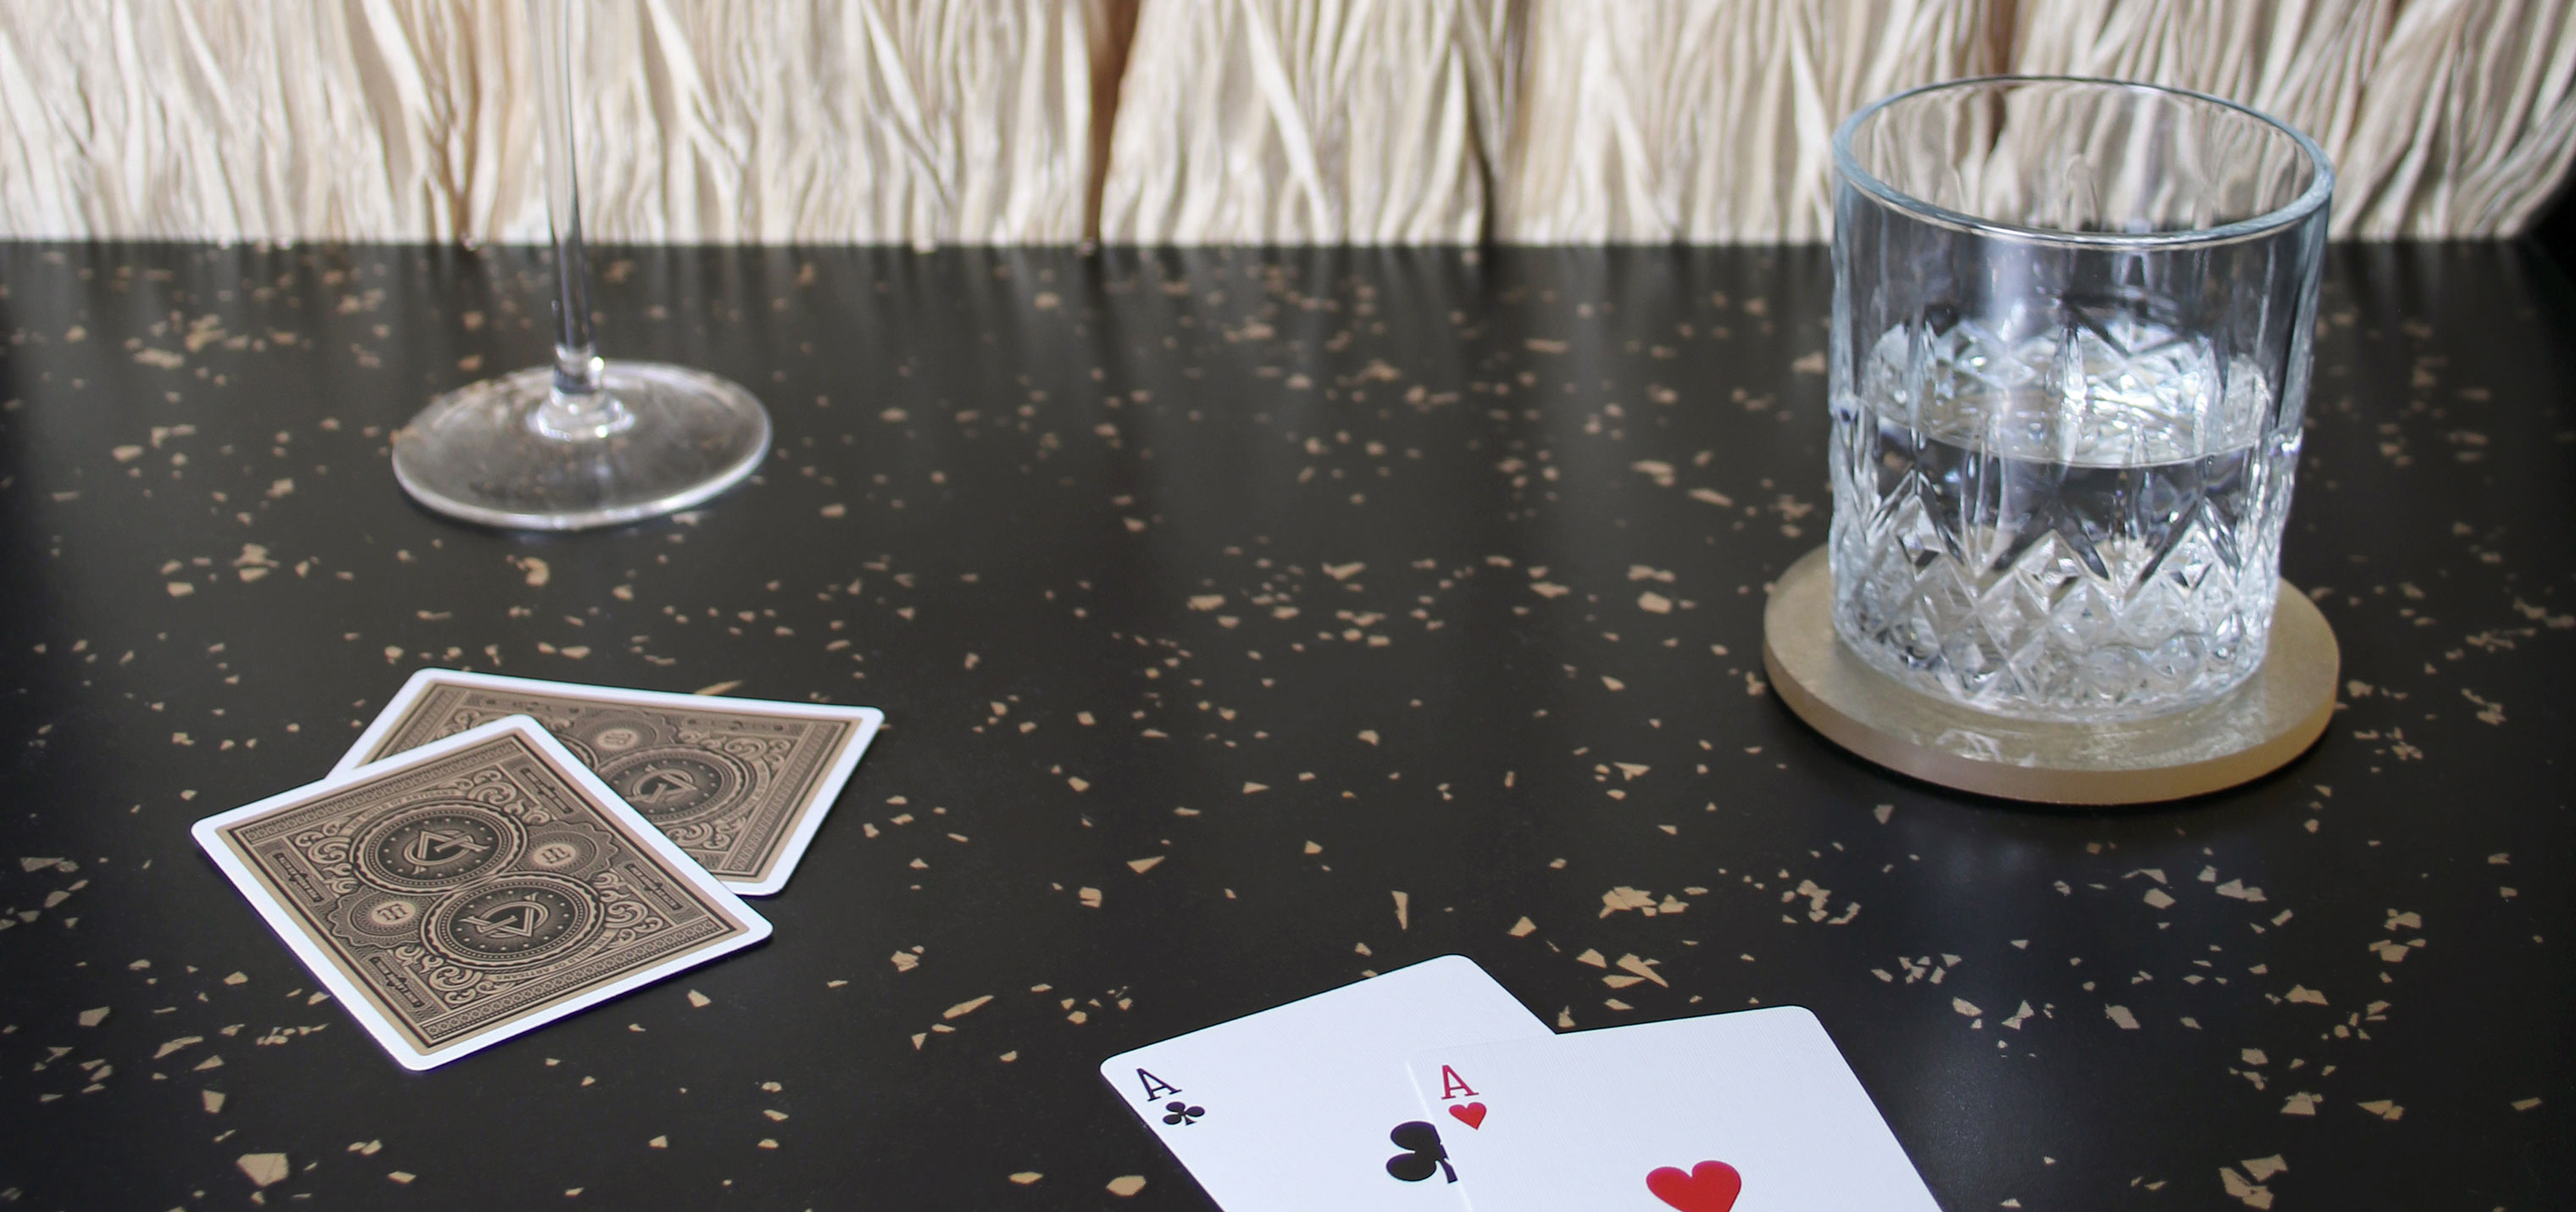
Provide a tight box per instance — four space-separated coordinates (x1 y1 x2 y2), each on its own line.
529 0 628 441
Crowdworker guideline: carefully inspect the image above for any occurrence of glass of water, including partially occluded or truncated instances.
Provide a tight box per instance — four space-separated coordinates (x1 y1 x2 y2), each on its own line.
1828 77 2331 720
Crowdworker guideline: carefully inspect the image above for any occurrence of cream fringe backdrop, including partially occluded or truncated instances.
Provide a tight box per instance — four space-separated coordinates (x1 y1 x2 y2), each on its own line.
2 0 2571 243
1494 0 1997 242
0 0 1102 244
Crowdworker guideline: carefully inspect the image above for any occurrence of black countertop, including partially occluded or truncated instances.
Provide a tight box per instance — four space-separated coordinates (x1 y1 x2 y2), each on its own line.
1 242 2568 1210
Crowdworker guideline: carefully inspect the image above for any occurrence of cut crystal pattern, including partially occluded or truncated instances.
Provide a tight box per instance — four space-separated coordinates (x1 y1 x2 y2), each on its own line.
1830 319 2298 720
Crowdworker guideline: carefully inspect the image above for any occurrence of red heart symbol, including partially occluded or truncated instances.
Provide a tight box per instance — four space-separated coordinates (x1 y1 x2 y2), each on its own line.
1646 1160 1741 1212
1446 1101 1488 1130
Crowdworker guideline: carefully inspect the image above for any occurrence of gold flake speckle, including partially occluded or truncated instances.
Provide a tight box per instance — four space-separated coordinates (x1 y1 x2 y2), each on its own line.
236 1154 290 1188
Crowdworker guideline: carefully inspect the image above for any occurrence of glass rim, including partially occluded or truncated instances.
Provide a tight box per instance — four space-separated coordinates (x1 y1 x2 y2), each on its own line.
1831 75 2335 248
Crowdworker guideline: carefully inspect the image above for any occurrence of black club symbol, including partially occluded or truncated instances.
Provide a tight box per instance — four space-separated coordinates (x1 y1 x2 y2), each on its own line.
1161 1100 1207 1126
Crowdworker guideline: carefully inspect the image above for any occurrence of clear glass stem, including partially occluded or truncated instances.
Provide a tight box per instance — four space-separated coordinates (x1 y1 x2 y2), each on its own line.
528 0 628 441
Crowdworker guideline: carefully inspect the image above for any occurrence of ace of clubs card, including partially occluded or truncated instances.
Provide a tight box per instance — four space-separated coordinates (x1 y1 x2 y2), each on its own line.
1099 955 1552 1212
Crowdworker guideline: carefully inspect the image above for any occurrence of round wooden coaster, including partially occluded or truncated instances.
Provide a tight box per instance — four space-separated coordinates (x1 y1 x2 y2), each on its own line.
1762 546 2338 806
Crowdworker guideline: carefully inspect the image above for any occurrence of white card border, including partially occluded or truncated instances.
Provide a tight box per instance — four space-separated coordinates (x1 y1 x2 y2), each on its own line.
195 715 774 1070
335 668 885 895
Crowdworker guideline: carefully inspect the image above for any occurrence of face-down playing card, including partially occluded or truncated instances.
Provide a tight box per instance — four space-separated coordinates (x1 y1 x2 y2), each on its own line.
196 716 771 1070
1406 1006 1941 1212
1098 955 1553 1212
339 669 883 895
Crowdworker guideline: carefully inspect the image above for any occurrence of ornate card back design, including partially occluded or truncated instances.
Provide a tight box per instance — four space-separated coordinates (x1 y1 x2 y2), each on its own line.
359 685 861 886
209 731 756 1052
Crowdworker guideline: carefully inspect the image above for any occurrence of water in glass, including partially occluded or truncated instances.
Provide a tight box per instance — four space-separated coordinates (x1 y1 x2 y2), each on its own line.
1829 310 2299 720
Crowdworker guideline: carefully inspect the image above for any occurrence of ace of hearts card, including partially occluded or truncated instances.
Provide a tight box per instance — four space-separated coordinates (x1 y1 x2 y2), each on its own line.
1406 1006 1941 1211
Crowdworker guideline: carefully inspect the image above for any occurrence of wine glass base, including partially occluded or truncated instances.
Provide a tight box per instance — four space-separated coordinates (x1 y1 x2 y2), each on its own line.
393 362 771 531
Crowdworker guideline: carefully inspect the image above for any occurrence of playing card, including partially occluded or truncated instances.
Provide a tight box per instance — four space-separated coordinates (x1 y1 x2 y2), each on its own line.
1406 1007 1941 1211
339 669 882 894
1098 955 1552 1212
195 716 772 1070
